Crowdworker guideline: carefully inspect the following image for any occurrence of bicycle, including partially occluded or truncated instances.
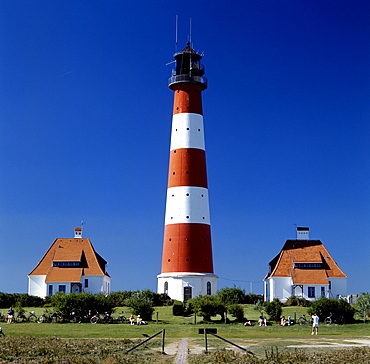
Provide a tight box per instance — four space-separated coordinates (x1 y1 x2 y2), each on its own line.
38 311 62 323
297 315 310 325
15 310 28 323
90 312 114 324
28 311 38 322
116 312 127 324
324 312 345 325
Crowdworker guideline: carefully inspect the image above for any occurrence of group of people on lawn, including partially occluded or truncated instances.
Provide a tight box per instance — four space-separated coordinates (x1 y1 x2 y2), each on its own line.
244 313 319 334
129 314 147 325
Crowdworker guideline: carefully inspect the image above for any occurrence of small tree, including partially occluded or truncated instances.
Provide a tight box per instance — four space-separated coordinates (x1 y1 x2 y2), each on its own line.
172 301 185 316
186 295 225 321
125 291 154 321
265 299 282 322
228 304 245 322
217 287 246 305
355 292 370 320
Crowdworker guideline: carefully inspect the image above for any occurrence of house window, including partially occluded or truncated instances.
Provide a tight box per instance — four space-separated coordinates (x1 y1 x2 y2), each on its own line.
321 287 325 296
329 281 331 290
207 281 211 295
308 287 315 298
48 285 53 296
164 281 168 295
184 287 192 303
84 279 88 288
58 285 66 293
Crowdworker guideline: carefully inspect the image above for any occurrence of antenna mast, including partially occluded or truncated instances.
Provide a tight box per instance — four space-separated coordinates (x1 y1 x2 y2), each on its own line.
175 15 178 53
189 18 192 47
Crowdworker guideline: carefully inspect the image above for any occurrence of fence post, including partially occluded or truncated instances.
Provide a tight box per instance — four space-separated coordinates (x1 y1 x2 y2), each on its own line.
156 311 158 324
194 312 196 325
161 329 165 354
204 329 208 353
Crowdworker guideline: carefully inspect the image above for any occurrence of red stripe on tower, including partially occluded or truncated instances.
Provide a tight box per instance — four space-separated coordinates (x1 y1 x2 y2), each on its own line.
157 42 217 302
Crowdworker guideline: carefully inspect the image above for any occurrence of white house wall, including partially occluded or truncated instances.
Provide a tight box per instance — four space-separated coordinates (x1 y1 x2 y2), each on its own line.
329 277 347 299
157 273 217 302
28 275 47 298
83 275 111 295
265 276 348 302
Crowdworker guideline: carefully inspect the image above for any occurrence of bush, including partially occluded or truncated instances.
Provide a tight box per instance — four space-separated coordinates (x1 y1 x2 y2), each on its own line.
51 292 115 319
245 293 264 304
217 287 246 305
227 304 245 322
356 292 370 319
0 293 44 308
186 295 226 321
124 291 154 321
265 299 282 322
284 295 311 307
172 300 185 316
308 297 355 323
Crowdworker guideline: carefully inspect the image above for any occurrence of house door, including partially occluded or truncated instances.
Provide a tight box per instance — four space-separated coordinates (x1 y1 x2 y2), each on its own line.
71 283 81 293
184 287 192 303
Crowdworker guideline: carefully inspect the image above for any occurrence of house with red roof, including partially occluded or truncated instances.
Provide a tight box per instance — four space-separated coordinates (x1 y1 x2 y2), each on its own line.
28 227 111 298
264 227 347 302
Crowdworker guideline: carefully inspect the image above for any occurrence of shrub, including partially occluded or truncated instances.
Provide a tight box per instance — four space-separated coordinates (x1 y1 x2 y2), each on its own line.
186 295 226 321
217 287 246 305
245 293 264 304
124 291 154 321
172 300 185 316
265 299 282 321
356 292 370 319
284 295 311 307
308 297 355 323
227 304 245 322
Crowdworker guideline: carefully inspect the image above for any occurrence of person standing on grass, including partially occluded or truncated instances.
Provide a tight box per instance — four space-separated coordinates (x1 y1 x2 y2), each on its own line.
311 313 319 335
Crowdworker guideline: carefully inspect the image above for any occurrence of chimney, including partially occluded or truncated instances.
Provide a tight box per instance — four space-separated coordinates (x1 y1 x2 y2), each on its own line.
296 227 309 240
74 227 83 238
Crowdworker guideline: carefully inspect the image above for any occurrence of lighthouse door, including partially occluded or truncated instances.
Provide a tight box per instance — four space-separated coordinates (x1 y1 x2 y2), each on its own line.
184 287 192 303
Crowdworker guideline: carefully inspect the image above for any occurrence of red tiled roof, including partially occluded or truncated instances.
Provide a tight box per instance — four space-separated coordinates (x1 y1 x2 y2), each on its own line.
267 240 347 283
29 238 108 278
46 267 83 282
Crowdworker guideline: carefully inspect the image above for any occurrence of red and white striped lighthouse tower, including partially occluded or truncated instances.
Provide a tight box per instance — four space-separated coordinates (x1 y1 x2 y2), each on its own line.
157 42 217 302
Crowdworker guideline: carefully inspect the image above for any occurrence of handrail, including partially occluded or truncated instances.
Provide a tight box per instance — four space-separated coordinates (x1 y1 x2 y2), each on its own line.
126 329 165 354
206 329 254 355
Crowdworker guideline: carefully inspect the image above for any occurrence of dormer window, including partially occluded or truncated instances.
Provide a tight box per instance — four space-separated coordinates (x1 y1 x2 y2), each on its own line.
53 261 80 267
294 263 322 268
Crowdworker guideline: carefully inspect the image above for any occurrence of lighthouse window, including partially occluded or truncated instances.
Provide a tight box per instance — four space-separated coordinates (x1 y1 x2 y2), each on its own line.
186 216 189 219
186 193 189 196
187 128 189 130
173 172 176 175
169 238 172 241
168 259 171 262
207 282 211 295
198 129 201 131
186 258 189 261
186 171 189 174
164 282 168 294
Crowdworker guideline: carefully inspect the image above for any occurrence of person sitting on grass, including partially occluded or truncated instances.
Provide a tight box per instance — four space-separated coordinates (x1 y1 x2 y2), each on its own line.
258 316 267 326
129 315 135 325
279 316 287 326
243 320 254 326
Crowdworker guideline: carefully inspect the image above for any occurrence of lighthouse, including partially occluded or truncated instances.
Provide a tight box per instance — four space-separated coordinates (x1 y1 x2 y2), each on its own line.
157 42 217 302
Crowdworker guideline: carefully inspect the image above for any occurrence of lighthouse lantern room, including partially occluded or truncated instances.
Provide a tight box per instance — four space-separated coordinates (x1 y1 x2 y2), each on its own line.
157 42 217 302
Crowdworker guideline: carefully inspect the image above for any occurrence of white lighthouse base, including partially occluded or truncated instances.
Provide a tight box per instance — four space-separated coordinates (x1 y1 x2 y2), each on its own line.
157 272 218 302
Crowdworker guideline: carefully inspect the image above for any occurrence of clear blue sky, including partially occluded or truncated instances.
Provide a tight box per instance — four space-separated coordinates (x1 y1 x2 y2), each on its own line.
1 1 369 296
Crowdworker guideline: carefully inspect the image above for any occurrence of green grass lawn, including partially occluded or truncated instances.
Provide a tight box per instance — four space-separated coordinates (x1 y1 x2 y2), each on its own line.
1 305 368 339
